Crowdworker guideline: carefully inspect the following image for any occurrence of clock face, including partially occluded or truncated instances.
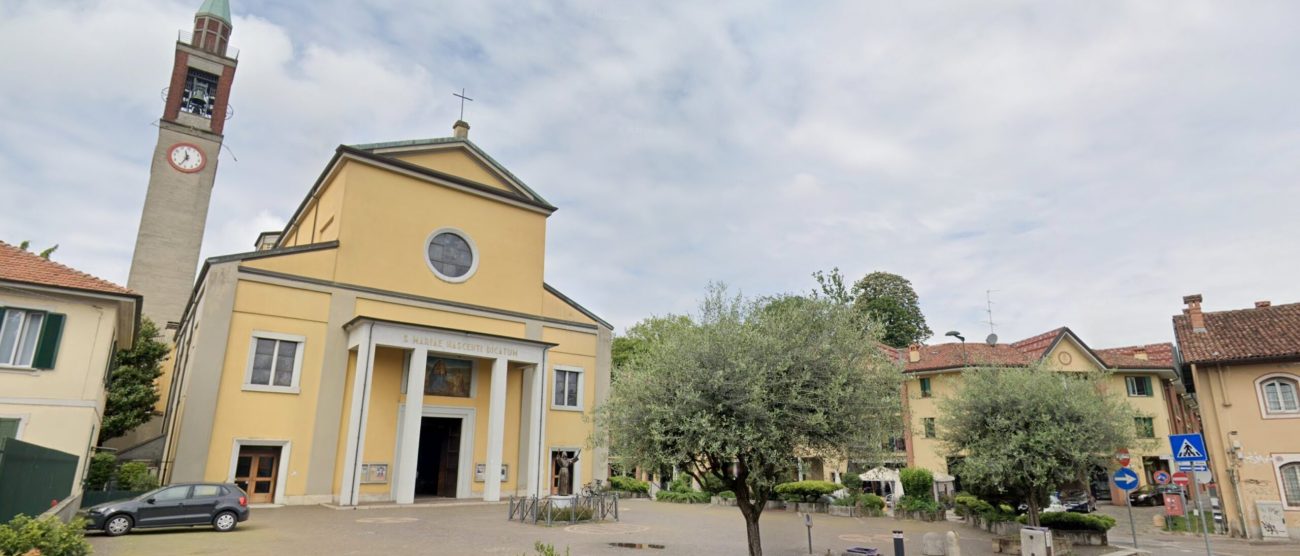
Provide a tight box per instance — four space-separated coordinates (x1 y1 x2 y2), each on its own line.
168 144 206 173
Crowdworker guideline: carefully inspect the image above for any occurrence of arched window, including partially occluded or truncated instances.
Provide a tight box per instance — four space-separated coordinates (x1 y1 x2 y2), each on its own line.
1260 376 1300 415
1280 462 1300 508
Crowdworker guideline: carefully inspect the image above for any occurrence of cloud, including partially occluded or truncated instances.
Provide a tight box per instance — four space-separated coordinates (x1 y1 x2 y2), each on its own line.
3 0 1300 349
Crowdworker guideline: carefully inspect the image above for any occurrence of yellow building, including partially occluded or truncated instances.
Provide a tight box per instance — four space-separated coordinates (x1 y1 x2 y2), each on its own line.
0 242 141 492
902 327 1183 502
160 121 613 506
1174 295 1300 540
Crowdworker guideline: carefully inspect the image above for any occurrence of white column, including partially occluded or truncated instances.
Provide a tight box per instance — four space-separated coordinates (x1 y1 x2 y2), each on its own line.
484 357 508 501
340 326 375 506
526 363 544 497
394 347 427 504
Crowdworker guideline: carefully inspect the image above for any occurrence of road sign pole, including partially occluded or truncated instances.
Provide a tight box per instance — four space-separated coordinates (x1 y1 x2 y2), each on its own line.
1191 472 1212 556
1126 489 1138 549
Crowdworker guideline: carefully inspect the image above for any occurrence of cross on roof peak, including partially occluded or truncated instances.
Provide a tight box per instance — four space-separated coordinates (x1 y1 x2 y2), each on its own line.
453 88 473 121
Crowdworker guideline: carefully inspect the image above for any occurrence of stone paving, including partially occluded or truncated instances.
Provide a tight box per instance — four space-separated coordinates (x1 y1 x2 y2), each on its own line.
85 499 1299 555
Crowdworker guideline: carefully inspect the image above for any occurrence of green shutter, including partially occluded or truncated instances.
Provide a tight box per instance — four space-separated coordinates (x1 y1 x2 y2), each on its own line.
31 313 65 370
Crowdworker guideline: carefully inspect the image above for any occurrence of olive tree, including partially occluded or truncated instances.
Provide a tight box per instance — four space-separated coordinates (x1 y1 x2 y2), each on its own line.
594 285 901 556
938 363 1141 526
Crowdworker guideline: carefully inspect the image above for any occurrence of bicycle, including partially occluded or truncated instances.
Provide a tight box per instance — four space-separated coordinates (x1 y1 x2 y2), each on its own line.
581 479 605 496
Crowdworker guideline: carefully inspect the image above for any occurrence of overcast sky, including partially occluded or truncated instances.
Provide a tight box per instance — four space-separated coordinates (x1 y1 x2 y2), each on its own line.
2 0 1298 348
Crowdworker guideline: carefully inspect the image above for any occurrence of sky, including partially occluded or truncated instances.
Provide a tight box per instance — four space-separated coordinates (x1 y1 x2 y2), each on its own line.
2 0 1299 349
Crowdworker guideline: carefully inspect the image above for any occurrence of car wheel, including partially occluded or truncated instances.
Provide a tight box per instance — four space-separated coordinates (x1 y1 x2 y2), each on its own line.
104 515 133 537
213 511 238 532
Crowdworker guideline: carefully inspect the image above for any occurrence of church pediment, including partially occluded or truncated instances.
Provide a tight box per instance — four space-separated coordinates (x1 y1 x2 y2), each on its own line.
347 138 551 209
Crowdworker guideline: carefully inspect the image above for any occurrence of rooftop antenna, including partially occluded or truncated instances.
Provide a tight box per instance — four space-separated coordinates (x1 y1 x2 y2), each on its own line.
984 289 999 346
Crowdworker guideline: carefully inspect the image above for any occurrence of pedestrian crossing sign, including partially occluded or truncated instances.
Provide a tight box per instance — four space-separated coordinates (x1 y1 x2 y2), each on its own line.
1170 433 1208 463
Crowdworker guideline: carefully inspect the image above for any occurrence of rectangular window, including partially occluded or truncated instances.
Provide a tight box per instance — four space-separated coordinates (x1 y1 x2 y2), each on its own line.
553 368 582 409
244 333 303 392
1126 376 1153 397
923 417 936 439
0 308 63 369
919 378 932 398
0 418 20 443
1135 417 1155 438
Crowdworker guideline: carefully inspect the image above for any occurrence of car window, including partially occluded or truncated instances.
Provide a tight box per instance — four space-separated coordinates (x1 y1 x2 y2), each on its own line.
191 485 223 498
153 486 190 501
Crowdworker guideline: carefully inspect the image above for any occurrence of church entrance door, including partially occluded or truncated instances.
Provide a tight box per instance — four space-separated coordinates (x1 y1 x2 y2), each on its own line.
415 417 461 497
234 446 280 504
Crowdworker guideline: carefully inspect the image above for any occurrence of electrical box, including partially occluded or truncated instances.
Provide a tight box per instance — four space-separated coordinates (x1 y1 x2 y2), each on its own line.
1020 526 1053 556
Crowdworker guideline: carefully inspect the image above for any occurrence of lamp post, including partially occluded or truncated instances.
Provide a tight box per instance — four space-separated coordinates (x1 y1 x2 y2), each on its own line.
945 330 967 364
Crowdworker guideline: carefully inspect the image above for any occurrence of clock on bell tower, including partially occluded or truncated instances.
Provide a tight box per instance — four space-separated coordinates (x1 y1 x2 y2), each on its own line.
128 0 238 330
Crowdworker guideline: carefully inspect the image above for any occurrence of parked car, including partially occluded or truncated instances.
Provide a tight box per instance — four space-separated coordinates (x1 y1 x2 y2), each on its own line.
1059 490 1095 513
1129 484 1182 506
82 483 250 536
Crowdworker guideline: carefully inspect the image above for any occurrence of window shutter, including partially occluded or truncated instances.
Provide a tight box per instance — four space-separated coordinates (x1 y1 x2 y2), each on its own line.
32 313 65 370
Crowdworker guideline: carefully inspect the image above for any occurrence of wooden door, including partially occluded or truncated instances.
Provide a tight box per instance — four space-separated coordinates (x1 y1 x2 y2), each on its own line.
235 447 280 504
437 423 460 496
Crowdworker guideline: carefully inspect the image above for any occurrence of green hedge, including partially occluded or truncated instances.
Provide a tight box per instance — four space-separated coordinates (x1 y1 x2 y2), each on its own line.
655 490 710 504
953 493 1018 523
841 474 863 491
897 495 940 513
608 476 649 493
1016 511 1117 532
832 493 886 511
0 515 91 556
899 468 934 501
719 490 736 500
774 480 840 503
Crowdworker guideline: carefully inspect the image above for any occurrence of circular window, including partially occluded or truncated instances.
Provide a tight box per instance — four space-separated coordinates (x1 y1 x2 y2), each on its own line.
1057 352 1073 365
425 229 478 283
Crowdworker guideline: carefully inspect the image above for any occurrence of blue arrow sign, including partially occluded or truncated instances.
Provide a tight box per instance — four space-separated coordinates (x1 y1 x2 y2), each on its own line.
1170 433 1209 463
1113 467 1140 491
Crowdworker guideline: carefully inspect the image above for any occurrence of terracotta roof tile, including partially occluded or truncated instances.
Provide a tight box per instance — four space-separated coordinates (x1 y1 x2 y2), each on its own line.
905 329 1174 372
1094 343 1175 368
0 241 135 297
1173 301 1300 364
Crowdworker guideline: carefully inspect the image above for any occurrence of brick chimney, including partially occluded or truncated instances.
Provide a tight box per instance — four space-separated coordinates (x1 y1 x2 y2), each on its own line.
1256 300 1271 308
908 344 921 363
452 120 470 139
1183 294 1206 333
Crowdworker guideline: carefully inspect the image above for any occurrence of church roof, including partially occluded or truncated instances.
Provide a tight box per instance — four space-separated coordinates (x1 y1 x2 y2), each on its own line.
196 0 232 24
348 136 553 209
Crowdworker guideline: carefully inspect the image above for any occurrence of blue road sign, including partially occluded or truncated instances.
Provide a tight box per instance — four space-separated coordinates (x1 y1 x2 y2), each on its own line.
1153 470 1171 485
1113 467 1140 491
1170 433 1209 463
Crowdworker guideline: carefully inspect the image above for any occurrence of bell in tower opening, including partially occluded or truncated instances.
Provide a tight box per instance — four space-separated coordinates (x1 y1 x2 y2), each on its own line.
181 68 220 118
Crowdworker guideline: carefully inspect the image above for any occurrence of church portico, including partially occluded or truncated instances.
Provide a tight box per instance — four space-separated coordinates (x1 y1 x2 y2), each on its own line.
341 318 551 506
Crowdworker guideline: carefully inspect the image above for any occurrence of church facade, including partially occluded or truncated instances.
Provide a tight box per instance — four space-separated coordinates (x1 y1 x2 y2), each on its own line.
158 123 613 505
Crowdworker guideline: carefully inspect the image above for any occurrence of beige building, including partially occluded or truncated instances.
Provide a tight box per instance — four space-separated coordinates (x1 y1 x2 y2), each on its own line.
0 242 140 492
902 327 1183 502
1174 295 1300 540
159 121 612 506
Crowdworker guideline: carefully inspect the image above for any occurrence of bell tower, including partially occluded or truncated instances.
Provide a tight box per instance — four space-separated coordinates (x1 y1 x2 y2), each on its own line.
128 0 238 329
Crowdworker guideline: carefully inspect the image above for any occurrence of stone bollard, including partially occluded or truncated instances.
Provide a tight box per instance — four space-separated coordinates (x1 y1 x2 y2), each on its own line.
921 532 946 556
945 531 960 556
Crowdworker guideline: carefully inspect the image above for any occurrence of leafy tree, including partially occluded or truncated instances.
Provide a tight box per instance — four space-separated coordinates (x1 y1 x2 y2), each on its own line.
937 363 1140 526
811 267 853 305
15 240 58 259
851 271 932 348
101 318 168 441
611 315 692 381
595 285 901 556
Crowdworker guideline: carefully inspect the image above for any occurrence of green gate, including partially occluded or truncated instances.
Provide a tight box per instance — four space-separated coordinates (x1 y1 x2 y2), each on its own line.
0 438 78 522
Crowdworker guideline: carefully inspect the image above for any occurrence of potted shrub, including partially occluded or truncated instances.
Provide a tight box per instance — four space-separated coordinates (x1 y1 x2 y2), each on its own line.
608 476 650 499
774 480 839 513
829 494 859 517
895 468 944 521
857 493 886 517
714 490 738 507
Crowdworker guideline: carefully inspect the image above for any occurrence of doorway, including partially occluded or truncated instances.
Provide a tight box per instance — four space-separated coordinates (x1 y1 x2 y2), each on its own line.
235 446 281 504
415 417 461 497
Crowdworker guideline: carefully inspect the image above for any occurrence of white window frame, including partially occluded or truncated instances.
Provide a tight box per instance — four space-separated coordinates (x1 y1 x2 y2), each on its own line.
1255 373 1300 419
424 227 479 284
242 331 306 394
1126 375 1153 397
551 365 584 411
1272 453 1300 510
0 413 29 441
0 308 45 370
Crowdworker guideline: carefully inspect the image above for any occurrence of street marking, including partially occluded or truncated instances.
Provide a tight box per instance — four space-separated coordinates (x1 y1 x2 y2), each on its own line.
355 516 419 524
565 523 649 535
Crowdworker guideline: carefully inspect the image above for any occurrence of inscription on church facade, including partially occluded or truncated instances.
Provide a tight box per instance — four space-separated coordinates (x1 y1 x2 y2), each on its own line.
402 334 520 358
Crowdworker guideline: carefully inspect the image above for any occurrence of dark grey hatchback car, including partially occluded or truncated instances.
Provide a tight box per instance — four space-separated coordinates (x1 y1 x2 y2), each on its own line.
82 483 250 536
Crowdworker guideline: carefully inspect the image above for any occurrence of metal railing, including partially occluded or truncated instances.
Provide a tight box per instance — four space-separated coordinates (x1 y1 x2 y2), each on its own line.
507 493 620 526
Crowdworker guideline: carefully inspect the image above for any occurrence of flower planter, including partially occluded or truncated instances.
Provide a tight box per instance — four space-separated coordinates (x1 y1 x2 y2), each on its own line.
796 502 828 513
712 496 737 507
896 509 945 522
1048 529 1107 547
764 500 785 510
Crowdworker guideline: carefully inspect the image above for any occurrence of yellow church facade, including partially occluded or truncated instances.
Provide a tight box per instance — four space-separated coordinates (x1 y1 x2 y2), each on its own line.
160 122 612 506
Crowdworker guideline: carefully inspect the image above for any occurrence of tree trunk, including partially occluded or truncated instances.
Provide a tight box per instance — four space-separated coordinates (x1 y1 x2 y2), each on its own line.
735 495 764 556
1026 489 1041 527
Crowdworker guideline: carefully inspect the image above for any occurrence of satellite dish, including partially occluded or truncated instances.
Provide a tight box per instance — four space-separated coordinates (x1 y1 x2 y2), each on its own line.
986 333 998 346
